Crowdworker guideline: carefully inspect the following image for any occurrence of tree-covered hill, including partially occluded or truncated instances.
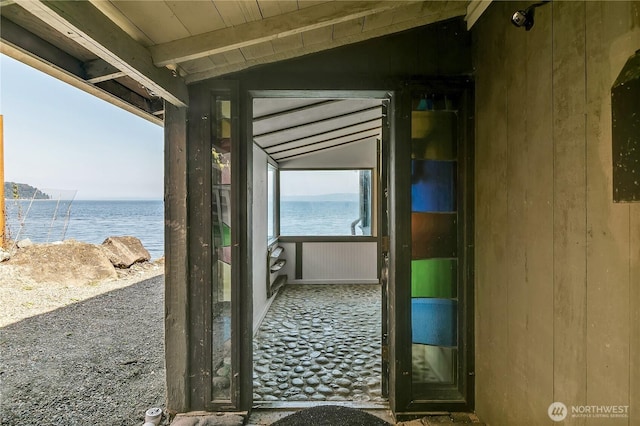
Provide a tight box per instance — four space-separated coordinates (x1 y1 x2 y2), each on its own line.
4 182 50 199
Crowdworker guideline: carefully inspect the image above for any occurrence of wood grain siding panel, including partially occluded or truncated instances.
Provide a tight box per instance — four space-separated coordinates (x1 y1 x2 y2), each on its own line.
473 2 509 423
302 242 378 282
631 205 640 424
164 103 189 413
584 3 631 423
522 2 554 422
552 3 588 422
505 14 529 425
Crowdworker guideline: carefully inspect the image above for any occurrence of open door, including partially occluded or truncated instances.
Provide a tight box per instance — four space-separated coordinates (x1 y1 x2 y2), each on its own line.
186 80 252 412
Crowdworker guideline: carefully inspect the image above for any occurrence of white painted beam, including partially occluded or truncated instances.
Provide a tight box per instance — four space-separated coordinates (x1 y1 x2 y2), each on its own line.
150 1 420 67
14 0 188 107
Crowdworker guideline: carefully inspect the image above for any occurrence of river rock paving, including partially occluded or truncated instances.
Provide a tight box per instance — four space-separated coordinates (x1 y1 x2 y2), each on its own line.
253 284 383 402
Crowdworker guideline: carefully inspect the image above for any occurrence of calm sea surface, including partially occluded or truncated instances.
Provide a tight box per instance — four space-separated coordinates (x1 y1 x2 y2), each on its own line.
4 200 164 259
3 199 362 260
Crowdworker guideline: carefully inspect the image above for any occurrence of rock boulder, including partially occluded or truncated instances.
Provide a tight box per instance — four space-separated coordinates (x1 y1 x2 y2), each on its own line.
8 240 117 285
101 236 151 268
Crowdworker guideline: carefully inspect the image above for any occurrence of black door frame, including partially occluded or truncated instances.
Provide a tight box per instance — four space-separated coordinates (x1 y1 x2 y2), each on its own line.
178 79 473 416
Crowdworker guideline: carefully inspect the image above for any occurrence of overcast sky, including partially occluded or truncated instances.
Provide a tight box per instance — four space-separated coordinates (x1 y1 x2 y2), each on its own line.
0 54 164 200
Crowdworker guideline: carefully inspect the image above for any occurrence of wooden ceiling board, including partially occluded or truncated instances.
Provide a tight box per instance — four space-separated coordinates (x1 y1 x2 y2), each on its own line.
257 1 299 19
236 0 265 22
267 126 382 156
271 134 380 161
253 98 330 118
332 16 365 39
165 1 226 36
254 106 382 148
253 99 381 135
302 25 333 46
213 1 249 26
89 0 154 46
271 33 304 53
222 49 247 65
111 0 191 44
240 41 275 61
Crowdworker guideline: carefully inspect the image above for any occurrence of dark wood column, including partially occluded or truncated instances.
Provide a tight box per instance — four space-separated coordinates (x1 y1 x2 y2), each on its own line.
164 102 190 413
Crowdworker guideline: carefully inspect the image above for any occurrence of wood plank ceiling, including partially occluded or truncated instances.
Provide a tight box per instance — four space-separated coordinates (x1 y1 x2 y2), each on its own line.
253 98 382 163
0 1 470 125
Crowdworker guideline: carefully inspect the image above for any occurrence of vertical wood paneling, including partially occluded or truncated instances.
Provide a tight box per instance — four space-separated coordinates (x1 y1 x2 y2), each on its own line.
552 3 588 422
473 2 509 423
522 2 554 422
505 10 529 423
475 2 638 425
631 205 640 424
584 3 631 424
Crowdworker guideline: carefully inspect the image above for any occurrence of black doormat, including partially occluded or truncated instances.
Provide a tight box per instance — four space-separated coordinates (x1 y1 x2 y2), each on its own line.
270 405 391 426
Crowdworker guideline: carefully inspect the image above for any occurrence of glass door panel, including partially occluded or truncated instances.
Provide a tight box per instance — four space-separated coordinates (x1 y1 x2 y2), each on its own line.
410 98 461 396
211 97 233 400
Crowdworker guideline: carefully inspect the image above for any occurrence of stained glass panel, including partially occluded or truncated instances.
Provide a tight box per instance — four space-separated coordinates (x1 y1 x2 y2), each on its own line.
411 298 457 347
411 259 457 299
411 213 457 259
411 160 457 212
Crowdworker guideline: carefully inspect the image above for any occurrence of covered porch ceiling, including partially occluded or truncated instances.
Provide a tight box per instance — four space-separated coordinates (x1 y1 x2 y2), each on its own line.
1 1 489 126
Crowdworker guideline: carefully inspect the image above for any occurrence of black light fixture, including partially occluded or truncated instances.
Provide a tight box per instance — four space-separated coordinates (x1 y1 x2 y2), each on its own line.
511 1 550 31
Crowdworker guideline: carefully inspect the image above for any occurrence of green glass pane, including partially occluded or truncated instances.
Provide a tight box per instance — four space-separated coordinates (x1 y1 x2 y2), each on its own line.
411 259 457 298
411 111 457 160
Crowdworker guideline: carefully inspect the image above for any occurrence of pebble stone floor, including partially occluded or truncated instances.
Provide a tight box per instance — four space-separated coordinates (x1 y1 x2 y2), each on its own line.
253 284 383 402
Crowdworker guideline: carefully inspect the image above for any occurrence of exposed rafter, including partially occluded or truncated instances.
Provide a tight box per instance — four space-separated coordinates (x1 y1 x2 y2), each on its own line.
13 0 188 107
84 58 127 84
149 1 419 68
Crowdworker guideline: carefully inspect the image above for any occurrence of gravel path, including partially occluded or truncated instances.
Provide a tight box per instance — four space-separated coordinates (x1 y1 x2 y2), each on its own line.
0 266 167 425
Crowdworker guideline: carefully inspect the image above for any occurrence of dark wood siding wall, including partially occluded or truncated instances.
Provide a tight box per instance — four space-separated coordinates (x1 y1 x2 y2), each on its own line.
473 2 640 424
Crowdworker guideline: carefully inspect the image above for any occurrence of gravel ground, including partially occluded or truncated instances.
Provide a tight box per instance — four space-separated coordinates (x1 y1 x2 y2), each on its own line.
0 263 167 425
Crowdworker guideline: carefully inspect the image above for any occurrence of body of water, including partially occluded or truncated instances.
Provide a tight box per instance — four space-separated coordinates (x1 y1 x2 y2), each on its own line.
280 201 364 236
4 200 164 259
3 199 364 260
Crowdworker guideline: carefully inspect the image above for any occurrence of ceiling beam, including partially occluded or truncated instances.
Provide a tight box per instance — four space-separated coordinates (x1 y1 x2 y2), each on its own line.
0 16 85 78
150 1 419 67
186 1 467 82
13 0 188 107
84 58 127 84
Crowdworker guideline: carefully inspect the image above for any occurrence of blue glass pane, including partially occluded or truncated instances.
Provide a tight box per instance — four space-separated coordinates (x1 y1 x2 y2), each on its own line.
411 160 456 212
411 298 457 347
